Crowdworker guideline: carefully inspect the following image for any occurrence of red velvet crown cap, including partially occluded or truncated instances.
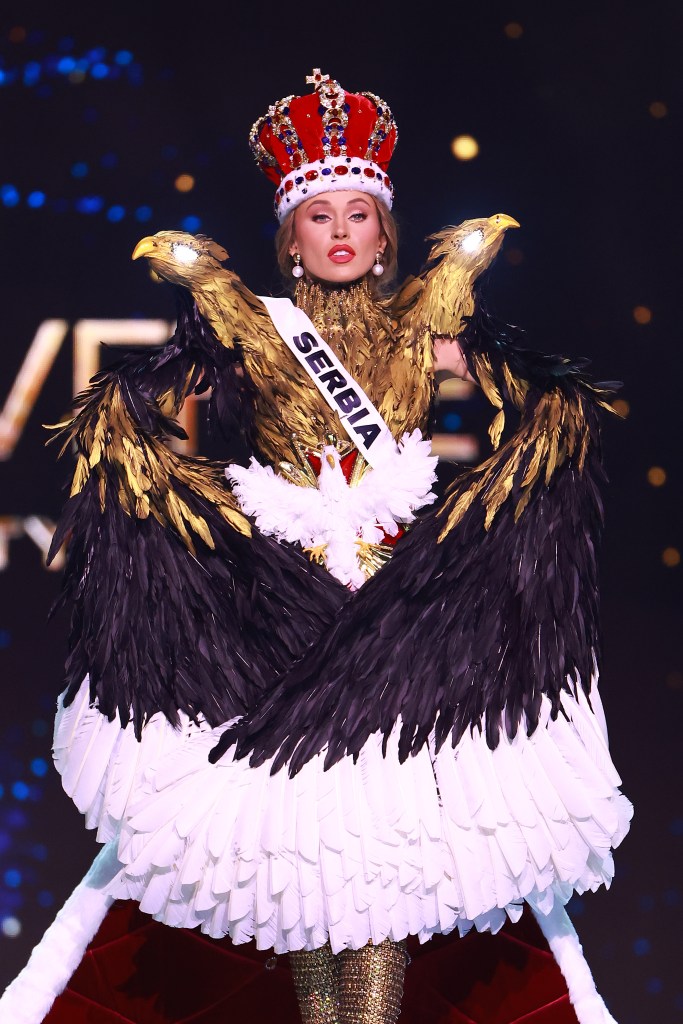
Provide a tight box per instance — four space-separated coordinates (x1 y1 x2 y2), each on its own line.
249 69 398 220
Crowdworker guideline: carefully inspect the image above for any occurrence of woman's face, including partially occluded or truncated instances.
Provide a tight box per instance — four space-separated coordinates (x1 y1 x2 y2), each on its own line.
289 191 386 284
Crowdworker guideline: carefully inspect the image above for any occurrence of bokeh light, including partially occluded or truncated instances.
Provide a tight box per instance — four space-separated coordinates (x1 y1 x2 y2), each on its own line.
662 547 680 568
633 306 652 324
174 174 195 193
451 135 479 161
647 466 666 486
504 22 524 39
1 917 22 938
612 398 630 417
505 248 524 266
649 101 668 119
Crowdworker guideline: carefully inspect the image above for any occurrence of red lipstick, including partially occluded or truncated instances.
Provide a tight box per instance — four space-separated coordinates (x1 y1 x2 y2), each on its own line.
327 244 356 263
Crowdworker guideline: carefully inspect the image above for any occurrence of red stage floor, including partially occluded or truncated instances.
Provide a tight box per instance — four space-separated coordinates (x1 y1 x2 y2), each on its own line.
43 900 580 1023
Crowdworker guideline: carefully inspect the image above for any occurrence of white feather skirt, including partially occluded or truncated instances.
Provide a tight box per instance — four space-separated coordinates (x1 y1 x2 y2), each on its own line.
52 677 632 955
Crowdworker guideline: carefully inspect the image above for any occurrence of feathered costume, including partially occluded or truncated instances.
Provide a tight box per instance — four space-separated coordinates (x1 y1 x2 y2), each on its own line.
0 71 631 1024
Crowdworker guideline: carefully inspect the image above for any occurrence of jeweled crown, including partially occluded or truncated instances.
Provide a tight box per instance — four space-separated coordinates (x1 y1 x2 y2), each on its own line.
249 69 398 221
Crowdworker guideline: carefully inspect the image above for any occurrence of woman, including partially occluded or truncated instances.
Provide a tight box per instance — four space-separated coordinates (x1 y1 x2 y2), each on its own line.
0 70 631 1024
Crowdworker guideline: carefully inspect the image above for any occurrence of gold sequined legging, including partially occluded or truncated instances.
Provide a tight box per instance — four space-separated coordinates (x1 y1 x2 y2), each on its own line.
289 939 408 1024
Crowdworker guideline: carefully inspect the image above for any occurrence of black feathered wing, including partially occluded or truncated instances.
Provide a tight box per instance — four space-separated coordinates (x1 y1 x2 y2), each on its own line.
48 288 347 738
213 302 621 776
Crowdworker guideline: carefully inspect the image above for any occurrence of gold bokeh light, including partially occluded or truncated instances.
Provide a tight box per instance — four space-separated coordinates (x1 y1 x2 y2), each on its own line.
504 22 523 38
649 101 668 119
647 466 666 486
633 305 652 324
662 547 680 568
175 174 195 193
451 135 479 161
612 399 630 417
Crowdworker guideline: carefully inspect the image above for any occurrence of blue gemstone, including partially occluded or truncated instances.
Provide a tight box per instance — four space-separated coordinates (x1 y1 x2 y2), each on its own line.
343 104 350 112
318 106 325 115
351 167 360 174
283 106 289 114
321 168 332 175
285 146 294 154
377 107 383 115
295 176 303 184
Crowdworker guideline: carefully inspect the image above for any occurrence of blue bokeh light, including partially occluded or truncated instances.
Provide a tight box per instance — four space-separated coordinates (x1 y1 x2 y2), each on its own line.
71 162 89 178
57 57 76 74
115 51 134 65
76 196 104 214
135 206 153 222
23 63 41 86
633 938 651 956
91 63 110 80
30 759 48 778
106 205 125 222
27 191 46 208
646 978 663 995
37 891 54 908
443 412 463 431
1 185 20 207
4 809 27 828
181 215 201 232
11 782 30 802
0 629 11 648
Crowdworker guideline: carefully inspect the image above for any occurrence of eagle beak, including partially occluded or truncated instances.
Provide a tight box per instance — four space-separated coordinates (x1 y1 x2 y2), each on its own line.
490 214 520 230
132 237 156 260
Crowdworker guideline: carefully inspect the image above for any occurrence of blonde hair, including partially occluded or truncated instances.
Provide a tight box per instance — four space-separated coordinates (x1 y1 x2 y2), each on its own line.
274 196 399 292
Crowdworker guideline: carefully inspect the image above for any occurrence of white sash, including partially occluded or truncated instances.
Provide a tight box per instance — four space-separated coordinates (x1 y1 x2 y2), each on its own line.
258 295 396 469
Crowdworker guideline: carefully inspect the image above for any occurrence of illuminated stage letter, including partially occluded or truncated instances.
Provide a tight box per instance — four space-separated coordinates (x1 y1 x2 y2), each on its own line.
0 320 69 460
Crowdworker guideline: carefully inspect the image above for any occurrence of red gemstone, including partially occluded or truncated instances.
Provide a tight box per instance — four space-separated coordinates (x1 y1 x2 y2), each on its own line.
292 155 301 168
284 179 294 192
305 169 318 180
334 165 348 174
363 167 375 178
330 146 341 157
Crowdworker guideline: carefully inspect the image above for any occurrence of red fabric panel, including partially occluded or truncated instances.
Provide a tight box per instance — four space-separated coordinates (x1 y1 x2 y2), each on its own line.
44 902 579 1024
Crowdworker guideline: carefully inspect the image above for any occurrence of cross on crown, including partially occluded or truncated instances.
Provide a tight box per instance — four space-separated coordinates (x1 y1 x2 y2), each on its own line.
306 68 330 89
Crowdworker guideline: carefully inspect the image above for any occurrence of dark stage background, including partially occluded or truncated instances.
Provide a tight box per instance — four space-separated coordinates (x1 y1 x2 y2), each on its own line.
0 3 680 1022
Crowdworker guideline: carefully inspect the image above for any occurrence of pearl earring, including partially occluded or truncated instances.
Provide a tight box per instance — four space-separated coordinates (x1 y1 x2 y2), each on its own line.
371 252 384 277
291 253 304 278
